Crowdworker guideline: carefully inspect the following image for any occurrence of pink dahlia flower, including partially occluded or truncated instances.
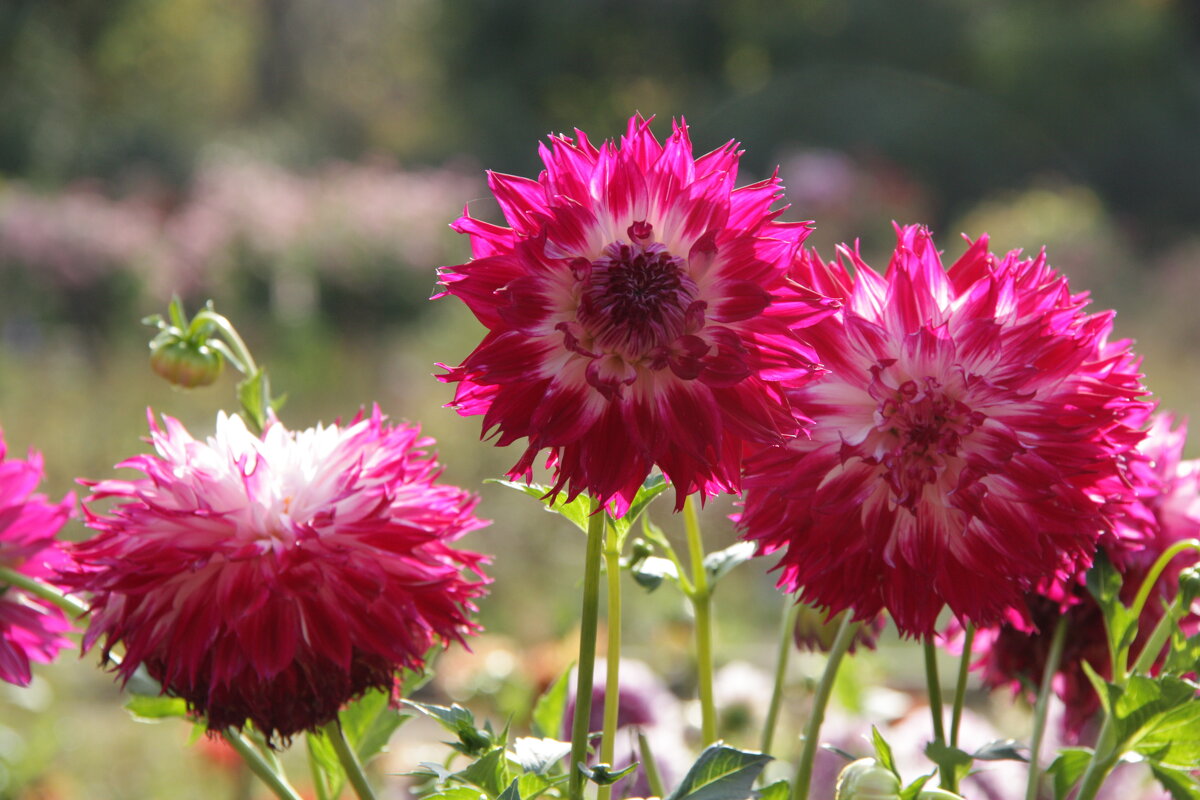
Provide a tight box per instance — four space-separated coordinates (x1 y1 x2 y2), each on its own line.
437 114 834 514
973 413 1200 740
68 409 488 741
739 224 1150 637
0 435 74 686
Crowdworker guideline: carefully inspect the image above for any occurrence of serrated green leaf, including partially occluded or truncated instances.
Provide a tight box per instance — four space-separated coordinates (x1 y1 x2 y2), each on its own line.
665 744 772 800
1151 763 1200 800
516 771 555 800
1131 694 1200 767
306 729 342 800
754 779 789 800
497 778 522 800
870 727 899 777
971 739 1028 762
631 556 679 592
342 689 408 763
923 741 972 786
511 737 571 776
456 747 511 797
1109 674 1197 748
124 694 190 721
531 664 573 739
1164 631 1200 677
703 541 757 588
1045 748 1093 800
488 480 591 533
405 699 477 731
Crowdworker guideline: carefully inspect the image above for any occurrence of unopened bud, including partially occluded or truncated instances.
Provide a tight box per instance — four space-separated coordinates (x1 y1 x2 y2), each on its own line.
834 758 900 800
149 336 225 388
1180 565 1200 607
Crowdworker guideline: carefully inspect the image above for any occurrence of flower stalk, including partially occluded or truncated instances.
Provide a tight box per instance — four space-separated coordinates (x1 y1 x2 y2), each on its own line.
597 517 624 800
683 496 717 745
1024 617 1068 800
761 596 801 757
793 612 858 800
222 730 305 800
322 719 379 800
568 499 607 800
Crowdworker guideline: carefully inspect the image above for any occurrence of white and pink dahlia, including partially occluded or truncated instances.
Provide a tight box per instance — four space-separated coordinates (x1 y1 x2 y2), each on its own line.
739 224 1150 637
0 434 74 686
68 409 488 740
438 114 834 514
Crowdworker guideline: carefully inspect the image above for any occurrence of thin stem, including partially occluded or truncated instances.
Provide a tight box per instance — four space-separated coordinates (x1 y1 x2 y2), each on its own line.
924 639 947 745
761 596 801 757
637 730 665 799
1122 539 1200 677
792 613 857 800
322 719 378 800
683 496 717 745
949 624 975 748
222 730 304 800
1025 616 1068 800
569 498 607 800
1132 594 1184 675
194 309 260 376
0 566 90 617
597 520 623 800
1073 716 1119 800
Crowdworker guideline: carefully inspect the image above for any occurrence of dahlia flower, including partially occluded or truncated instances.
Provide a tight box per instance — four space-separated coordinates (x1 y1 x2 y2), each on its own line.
69 409 488 741
739 224 1149 637
973 413 1200 740
0 436 74 686
437 114 834 514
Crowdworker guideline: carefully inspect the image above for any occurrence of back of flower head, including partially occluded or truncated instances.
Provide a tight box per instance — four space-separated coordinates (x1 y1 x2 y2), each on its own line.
64 300 490 797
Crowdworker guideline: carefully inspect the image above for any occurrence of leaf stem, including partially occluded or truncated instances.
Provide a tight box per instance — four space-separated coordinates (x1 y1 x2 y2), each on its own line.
321 719 378 800
1025 616 1068 800
761 596 801 758
683 496 717 745
598 518 623 800
569 497 606 800
222 730 305 800
949 624 974 749
637 730 665 799
1122 539 1200 676
0 566 90 618
792 612 857 800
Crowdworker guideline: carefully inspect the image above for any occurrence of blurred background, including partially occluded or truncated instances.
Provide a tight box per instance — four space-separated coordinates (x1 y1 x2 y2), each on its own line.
1 0 1199 796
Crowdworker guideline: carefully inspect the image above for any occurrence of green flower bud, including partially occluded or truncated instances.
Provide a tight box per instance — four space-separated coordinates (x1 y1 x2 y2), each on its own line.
149 335 225 388
1180 565 1200 607
834 758 901 800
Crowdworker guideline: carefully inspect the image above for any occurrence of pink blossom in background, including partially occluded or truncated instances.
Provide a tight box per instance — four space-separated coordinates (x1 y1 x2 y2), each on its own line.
739 224 1150 637
68 409 488 741
0 433 75 686
437 114 835 514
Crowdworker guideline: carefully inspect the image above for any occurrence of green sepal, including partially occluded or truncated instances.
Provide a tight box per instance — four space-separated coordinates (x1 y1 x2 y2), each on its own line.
899 772 935 800
578 761 639 787
869 727 900 778
124 694 191 721
970 739 1028 762
922 741 972 788
1044 747 1092 800
530 663 572 739
665 744 772 800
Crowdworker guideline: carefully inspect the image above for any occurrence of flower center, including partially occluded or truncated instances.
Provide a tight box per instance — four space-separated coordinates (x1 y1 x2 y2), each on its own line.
871 369 984 508
576 235 699 359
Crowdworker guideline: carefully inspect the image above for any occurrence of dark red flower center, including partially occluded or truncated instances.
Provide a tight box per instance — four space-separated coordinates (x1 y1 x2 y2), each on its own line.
576 235 699 360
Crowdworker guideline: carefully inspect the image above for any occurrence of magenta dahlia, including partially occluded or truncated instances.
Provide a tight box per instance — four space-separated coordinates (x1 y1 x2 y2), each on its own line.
437 114 834 514
738 224 1150 637
973 413 1200 740
68 409 488 740
0 435 74 686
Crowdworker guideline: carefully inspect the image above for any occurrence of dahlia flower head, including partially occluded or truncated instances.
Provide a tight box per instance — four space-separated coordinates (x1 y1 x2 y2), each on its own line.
437 114 835 515
739 224 1150 637
972 413 1200 740
68 408 488 741
0 435 74 686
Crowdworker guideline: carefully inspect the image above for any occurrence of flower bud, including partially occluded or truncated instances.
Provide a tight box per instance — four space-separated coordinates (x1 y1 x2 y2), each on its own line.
834 758 900 800
149 336 225 388
1180 565 1200 608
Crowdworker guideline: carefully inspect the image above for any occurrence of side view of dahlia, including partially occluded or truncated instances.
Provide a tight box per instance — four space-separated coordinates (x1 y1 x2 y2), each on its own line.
739 224 1150 637
972 413 1200 740
0 433 75 686
437 114 835 514
67 408 488 741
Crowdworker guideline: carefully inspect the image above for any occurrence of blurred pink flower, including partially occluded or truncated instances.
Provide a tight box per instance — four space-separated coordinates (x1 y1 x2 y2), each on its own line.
68 409 488 741
739 224 1149 637
0 434 75 686
437 114 834 514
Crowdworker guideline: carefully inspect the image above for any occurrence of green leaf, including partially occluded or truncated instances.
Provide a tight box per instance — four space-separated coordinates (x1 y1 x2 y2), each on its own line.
577 761 639 786
342 689 408 764
1131 693 1200 767
631 556 680 592
511 737 571 776
754 779 789 800
236 368 271 434
516 771 555 800
405 699 495 755
497 778 522 800
923 741 973 787
971 739 1028 762
665 744 772 800
703 541 758 588
307 730 343 800
869 727 899 777
609 475 670 544
424 788 488 800
456 747 511 798
1045 748 1093 800
1107 674 1197 748
1150 764 1200 800
1164 631 1200 677
899 772 934 800
1086 553 1139 669
124 694 190 721
488 480 591 534
531 664 573 739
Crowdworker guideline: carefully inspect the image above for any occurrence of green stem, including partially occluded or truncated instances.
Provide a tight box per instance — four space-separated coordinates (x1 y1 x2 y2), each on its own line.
1025 616 1068 800
761 596 801 757
597 520 623 800
322 719 378 800
683 496 717 745
0 566 90 618
194 308 260 376
1132 593 1184 675
637 730 665 799
1122 539 1200 677
949 624 975 748
924 639 947 744
222 730 304 800
569 498 606 800
792 613 857 800
1073 716 1119 800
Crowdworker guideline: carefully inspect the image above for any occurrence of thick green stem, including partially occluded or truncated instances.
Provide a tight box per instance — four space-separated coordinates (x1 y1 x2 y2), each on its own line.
923 638 953 790
683 497 717 745
222 730 304 800
0 566 90 617
597 521 623 800
792 613 857 800
569 499 607 800
1025 616 1068 800
761 596 801 757
949 624 975 748
1073 717 1119 800
322 719 378 800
